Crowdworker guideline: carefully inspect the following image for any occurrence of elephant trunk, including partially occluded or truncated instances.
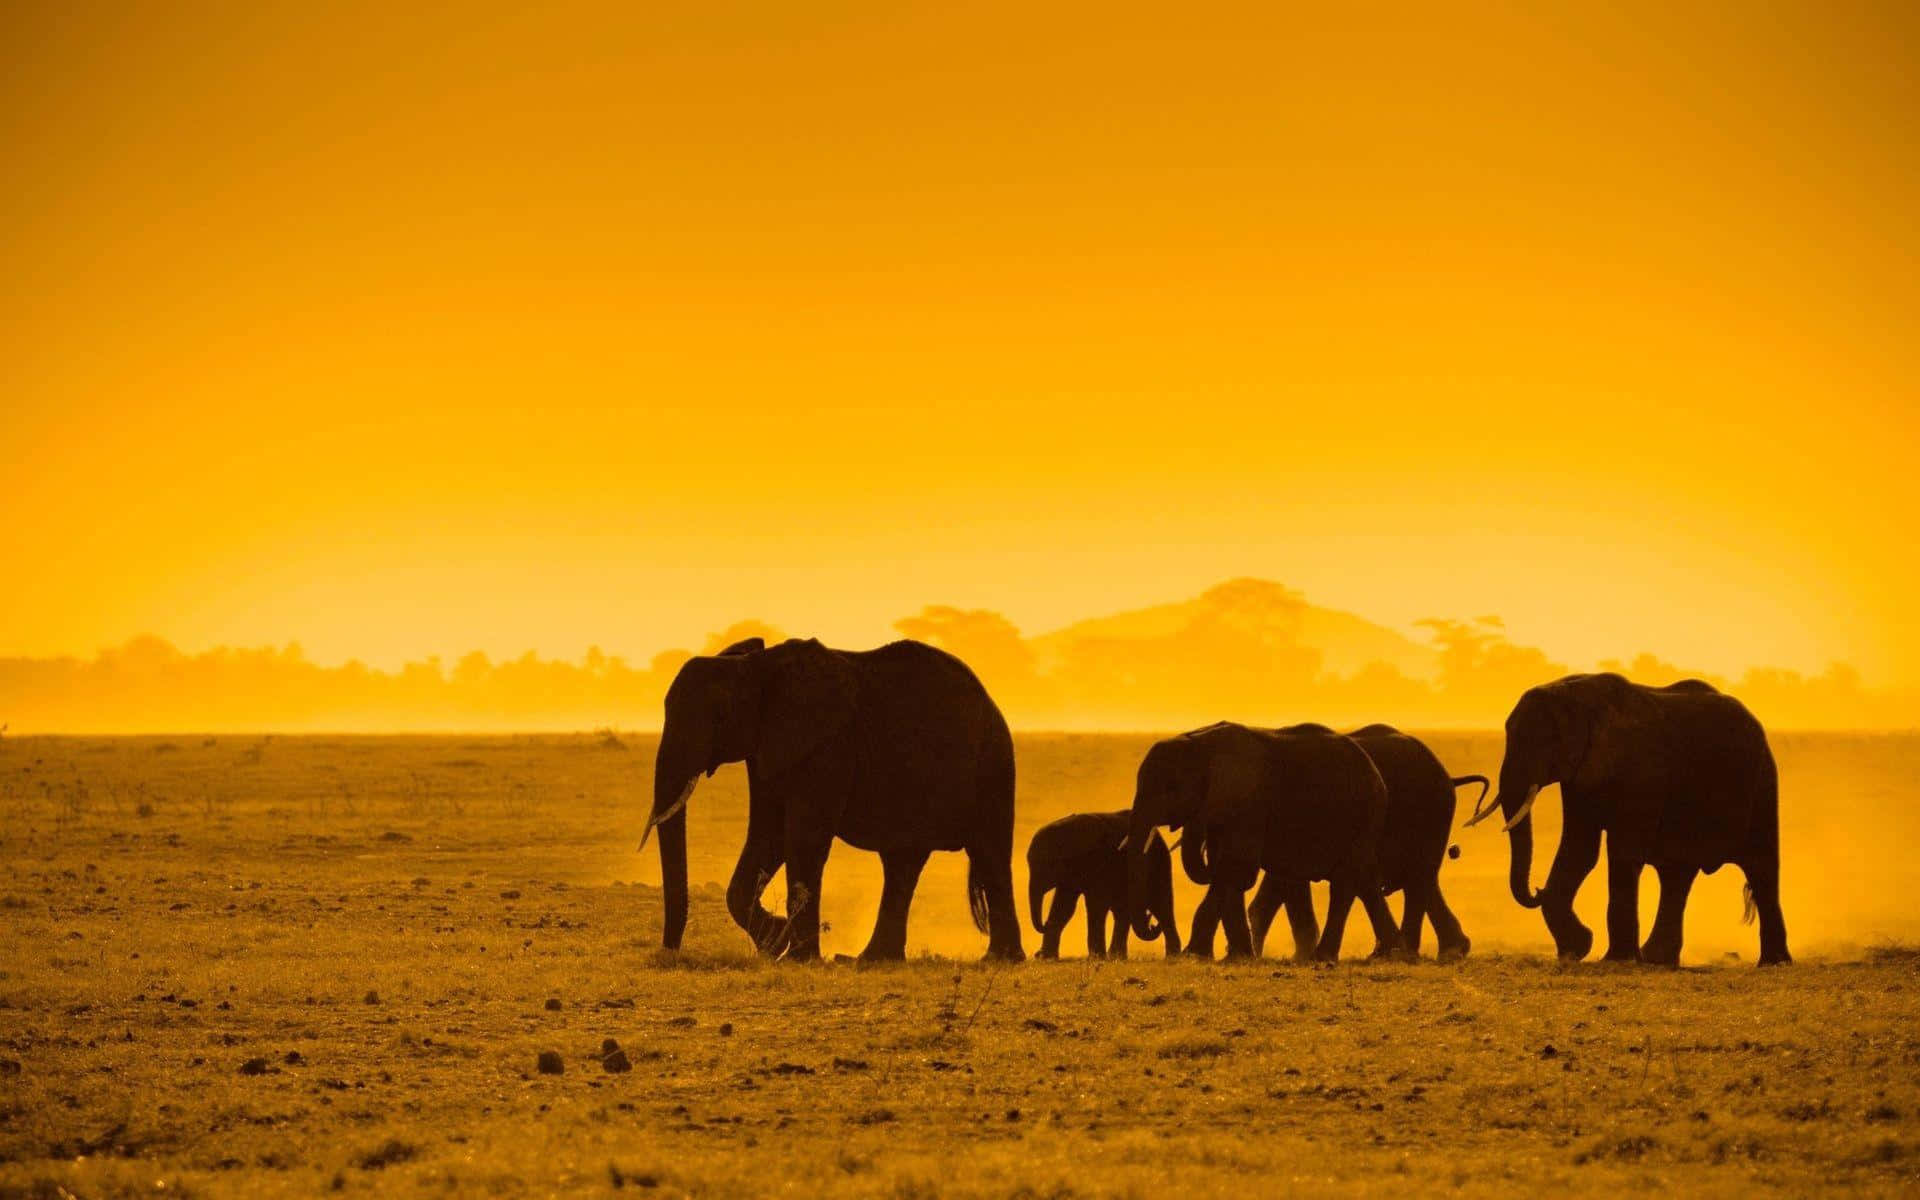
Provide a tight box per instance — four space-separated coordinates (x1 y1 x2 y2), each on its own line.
1500 786 1542 909
1154 847 1182 954
1028 868 1049 933
1180 825 1210 886
647 738 703 949
656 807 689 948
1126 809 1158 939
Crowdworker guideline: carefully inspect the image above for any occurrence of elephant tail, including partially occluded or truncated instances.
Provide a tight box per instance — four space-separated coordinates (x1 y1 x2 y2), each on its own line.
1449 775 1491 810
967 860 992 935
1742 883 1757 926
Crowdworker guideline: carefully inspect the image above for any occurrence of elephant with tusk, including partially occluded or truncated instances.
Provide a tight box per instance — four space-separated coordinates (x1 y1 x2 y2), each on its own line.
1186 724 1484 962
1124 722 1403 961
1472 673 1789 966
642 636 1025 962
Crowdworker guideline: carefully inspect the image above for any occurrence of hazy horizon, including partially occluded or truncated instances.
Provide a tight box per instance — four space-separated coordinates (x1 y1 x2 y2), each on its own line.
3 578 1911 734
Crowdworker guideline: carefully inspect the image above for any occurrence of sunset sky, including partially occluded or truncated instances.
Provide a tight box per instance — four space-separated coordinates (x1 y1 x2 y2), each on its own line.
5 3 1916 688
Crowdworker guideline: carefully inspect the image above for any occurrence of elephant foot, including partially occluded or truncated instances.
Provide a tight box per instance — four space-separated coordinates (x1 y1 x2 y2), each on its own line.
1639 937 1681 968
1554 925 1594 963
1436 936 1471 964
1758 950 1793 967
857 945 907 963
1602 945 1641 964
984 944 1027 963
1034 947 1060 962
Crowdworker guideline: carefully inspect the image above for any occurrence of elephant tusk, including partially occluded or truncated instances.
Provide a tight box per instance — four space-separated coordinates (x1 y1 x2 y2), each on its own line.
638 778 697 852
1500 786 1542 832
1462 798 1500 828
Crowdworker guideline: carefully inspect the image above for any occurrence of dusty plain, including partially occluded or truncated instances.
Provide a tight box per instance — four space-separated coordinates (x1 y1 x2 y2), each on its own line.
2 733 1917 1197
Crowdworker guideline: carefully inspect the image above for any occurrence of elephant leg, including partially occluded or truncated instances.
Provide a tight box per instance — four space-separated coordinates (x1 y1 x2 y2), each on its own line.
1398 878 1430 960
1640 861 1696 966
1084 900 1109 958
1037 889 1077 960
1214 885 1255 959
1280 878 1320 963
1247 872 1287 957
780 827 834 962
1185 892 1220 959
859 848 929 961
1744 858 1791 966
1426 883 1470 962
1317 881 1356 962
1353 870 1404 961
1541 818 1602 961
1108 907 1130 959
725 828 789 957
1602 849 1643 962
968 847 1027 961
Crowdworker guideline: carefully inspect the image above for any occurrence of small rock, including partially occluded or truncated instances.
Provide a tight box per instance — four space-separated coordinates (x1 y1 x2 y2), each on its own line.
1540 1044 1558 1058
239 1057 271 1075
284 1050 305 1066
536 1051 564 1075
601 1037 621 1056
718 1023 734 1037
500 889 522 900
364 990 380 1005
602 1048 632 1073
544 998 563 1012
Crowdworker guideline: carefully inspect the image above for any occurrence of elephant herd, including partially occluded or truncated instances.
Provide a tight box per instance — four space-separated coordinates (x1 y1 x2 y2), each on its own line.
640 637 1790 968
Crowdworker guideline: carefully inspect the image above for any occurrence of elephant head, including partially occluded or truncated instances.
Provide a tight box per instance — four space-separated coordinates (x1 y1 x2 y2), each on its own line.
1126 730 1216 939
641 637 854 949
1469 673 1641 956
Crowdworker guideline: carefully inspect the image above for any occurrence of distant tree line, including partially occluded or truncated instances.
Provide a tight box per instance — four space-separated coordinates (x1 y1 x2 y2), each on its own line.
0 583 1907 732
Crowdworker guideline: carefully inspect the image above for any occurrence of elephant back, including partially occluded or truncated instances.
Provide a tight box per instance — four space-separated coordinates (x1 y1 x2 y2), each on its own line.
1027 810 1130 864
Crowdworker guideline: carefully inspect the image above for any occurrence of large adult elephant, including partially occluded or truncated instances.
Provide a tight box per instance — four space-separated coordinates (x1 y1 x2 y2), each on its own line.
1186 724 1482 961
639 636 1025 961
1124 722 1401 960
1465 673 1789 966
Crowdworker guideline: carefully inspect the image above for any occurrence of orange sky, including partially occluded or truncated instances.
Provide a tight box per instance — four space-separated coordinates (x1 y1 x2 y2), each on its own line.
4 2 1917 686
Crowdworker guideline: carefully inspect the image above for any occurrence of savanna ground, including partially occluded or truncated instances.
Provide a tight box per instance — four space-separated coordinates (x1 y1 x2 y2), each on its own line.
1 732 1917 1197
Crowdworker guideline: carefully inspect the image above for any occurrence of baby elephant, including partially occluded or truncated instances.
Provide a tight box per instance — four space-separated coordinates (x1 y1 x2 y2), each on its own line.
1028 811 1182 958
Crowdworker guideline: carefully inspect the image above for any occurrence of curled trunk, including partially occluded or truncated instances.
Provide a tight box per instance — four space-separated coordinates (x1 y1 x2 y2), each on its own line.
1126 810 1158 939
1028 869 1049 933
1153 844 1181 953
1180 824 1210 886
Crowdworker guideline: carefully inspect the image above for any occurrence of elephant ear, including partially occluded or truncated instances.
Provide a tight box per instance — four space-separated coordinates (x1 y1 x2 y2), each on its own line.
752 639 857 782
1550 673 1651 784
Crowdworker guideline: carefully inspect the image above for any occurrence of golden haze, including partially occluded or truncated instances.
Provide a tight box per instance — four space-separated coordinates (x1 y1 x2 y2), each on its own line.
4 2 1917 715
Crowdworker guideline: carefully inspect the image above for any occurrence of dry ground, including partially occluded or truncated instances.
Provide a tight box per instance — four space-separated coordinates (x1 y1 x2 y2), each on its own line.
1 734 1917 1197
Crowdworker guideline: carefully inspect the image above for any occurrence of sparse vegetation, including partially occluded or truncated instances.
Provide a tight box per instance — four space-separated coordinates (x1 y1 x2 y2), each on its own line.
0 733 1914 1196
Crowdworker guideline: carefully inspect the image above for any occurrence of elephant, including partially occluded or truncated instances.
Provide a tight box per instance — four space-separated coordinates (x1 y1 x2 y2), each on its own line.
1464 673 1789 966
639 636 1025 962
1184 724 1483 961
1026 810 1181 959
1124 722 1402 961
